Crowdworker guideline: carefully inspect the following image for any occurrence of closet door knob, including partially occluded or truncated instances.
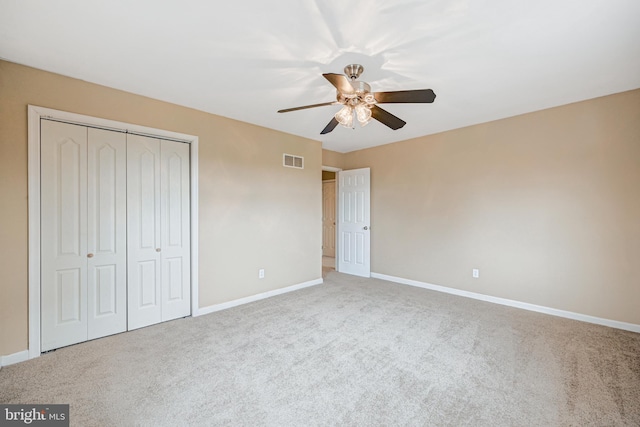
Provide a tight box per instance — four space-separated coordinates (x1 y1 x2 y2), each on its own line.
156 248 161 252
87 253 94 258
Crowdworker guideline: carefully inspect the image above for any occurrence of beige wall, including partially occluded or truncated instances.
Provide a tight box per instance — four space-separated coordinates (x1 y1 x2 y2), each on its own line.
341 89 640 325
322 149 345 170
2 58 637 357
0 60 322 356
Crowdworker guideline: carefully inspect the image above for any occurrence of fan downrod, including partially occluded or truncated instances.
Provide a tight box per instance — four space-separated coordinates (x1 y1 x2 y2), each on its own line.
344 64 364 80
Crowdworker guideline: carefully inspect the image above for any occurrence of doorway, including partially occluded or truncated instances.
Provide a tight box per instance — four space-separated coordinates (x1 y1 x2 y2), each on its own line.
322 167 340 277
321 165 371 278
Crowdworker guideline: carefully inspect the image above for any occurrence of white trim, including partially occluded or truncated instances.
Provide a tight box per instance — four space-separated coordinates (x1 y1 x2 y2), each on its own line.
321 165 341 173
189 131 200 317
28 107 42 359
196 278 323 317
1 350 30 367
372 273 640 333
31 107 197 142
27 105 200 359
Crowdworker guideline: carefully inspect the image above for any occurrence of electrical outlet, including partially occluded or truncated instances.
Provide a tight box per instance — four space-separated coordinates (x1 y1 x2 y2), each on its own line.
259 269 265 279
472 269 479 278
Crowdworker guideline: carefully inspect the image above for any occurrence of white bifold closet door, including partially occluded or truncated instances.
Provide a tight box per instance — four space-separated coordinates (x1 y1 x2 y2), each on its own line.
41 120 127 351
127 134 191 330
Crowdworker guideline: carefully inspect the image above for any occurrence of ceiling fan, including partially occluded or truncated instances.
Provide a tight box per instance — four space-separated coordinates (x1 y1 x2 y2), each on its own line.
278 64 436 134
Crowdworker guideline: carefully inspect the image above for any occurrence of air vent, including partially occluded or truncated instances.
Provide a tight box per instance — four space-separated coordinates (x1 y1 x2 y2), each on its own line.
283 154 304 169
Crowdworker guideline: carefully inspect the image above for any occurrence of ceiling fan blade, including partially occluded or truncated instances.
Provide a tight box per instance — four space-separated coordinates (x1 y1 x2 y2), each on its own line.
370 106 406 130
278 102 336 113
374 89 436 104
323 73 355 95
320 118 339 135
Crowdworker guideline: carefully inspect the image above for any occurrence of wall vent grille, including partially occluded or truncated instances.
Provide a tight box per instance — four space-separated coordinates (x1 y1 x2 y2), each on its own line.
283 154 304 169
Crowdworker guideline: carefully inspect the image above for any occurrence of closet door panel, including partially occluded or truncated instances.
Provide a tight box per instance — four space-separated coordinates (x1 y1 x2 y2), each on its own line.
127 134 162 330
161 140 191 321
87 128 127 339
41 120 88 351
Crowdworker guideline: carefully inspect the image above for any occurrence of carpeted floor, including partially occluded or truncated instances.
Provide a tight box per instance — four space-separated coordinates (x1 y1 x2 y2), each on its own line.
1 272 639 426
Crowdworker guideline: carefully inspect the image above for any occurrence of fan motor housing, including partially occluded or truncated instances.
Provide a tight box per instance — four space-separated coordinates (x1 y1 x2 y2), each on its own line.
336 81 372 105
350 81 371 94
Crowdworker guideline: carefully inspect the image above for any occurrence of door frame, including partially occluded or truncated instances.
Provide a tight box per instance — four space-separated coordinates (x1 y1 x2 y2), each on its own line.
321 166 341 270
27 105 200 359
321 179 336 258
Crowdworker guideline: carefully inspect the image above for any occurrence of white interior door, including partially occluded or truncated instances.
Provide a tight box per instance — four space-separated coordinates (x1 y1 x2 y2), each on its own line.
322 180 336 257
128 135 191 329
86 128 127 339
41 120 88 351
160 139 191 321
127 134 162 330
338 168 371 277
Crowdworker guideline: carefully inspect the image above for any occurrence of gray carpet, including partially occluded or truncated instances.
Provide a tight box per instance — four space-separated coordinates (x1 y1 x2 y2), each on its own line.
1 272 639 426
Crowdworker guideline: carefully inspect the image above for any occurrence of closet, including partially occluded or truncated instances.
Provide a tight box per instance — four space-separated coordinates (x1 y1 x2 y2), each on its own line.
40 120 191 352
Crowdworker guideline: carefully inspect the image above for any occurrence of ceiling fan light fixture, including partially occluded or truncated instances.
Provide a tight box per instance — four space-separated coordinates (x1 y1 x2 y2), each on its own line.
355 103 372 126
335 105 354 128
278 64 435 135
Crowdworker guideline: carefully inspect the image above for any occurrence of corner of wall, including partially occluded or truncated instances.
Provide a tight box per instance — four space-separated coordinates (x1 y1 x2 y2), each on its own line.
322 149 346 169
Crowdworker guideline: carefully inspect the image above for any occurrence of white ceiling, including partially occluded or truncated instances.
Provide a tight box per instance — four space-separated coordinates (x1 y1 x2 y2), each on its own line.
1 1 639 153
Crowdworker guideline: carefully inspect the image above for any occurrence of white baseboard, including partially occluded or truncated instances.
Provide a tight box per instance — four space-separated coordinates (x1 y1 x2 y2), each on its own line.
194 278 323 317
1 349 29 368
371 273 640 333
